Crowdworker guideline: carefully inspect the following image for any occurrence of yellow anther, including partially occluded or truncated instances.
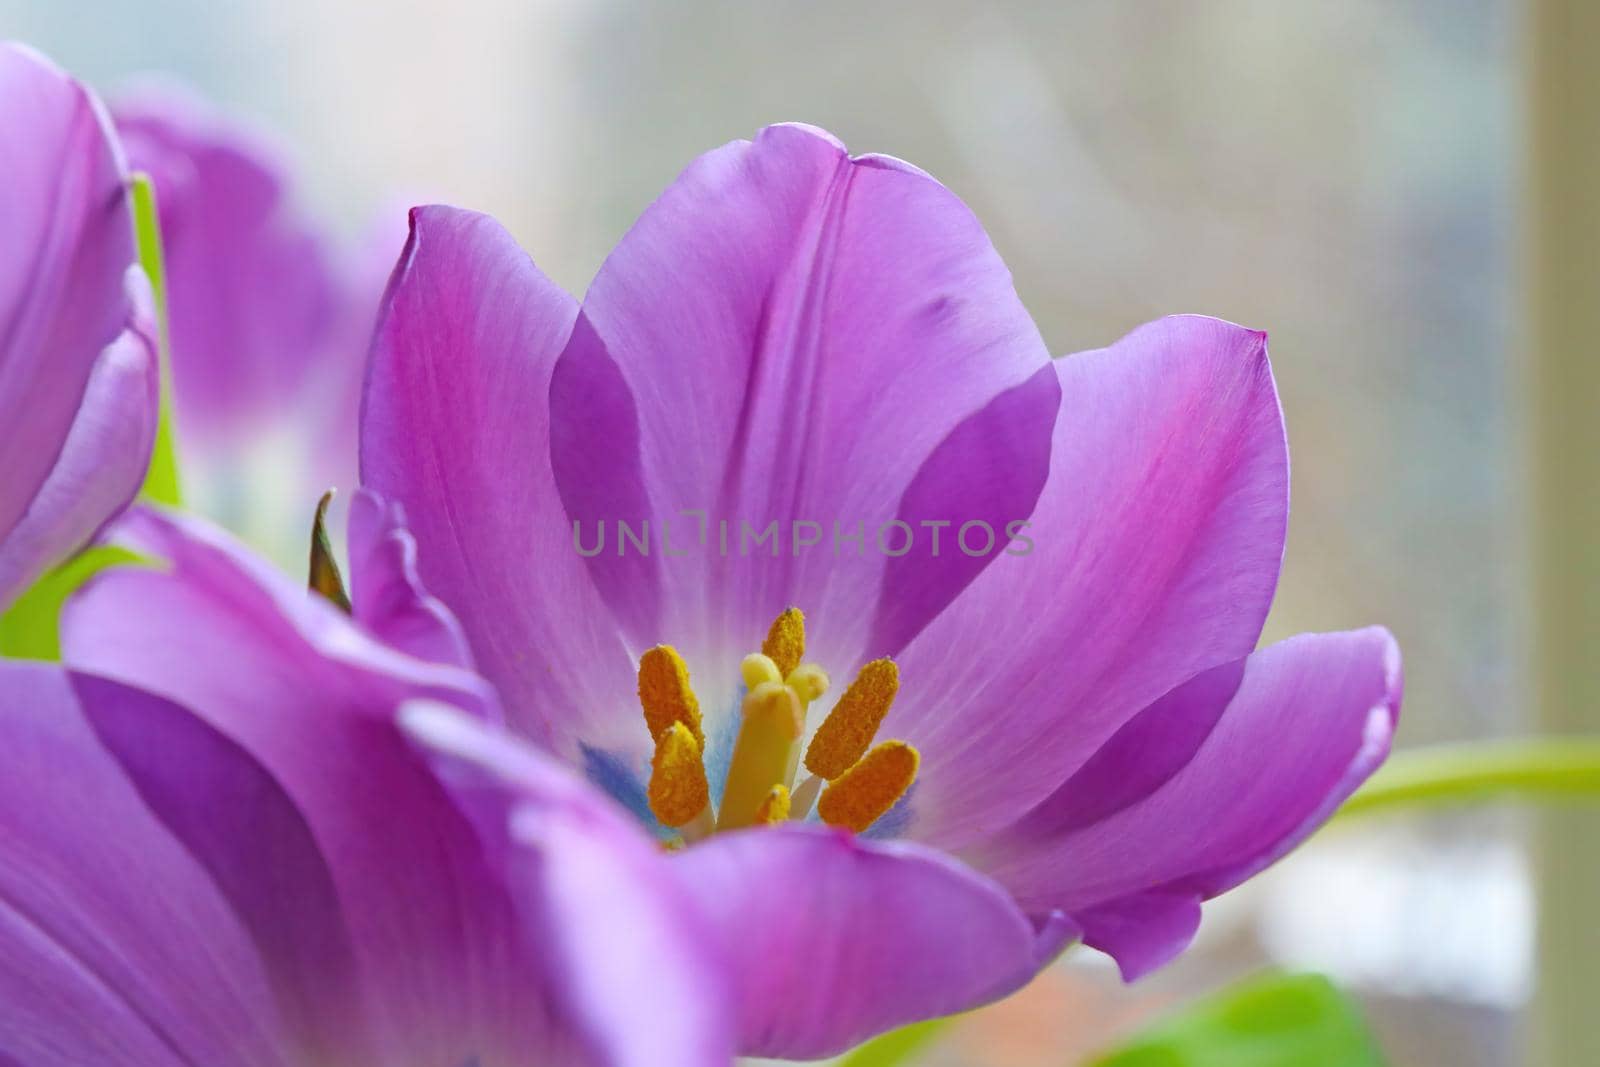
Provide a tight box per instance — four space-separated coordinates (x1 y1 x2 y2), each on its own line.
754 784 791 825
762 607 806 678
647 722 711 829
804 658 899 780
718 681 804 830
817 740 919 834
638 645 703 747
741 652 783 691
786 663 830 704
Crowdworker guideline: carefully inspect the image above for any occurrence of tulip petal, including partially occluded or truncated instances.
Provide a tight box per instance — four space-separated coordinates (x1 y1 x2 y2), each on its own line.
346 488 474 669
0 270 158 604
114 84 345 445
670 824 1042 1059
552 123 1056 678
890 316 1289 847
400 703 735 1067
361 205 644 758
59 510 573 1065
0 663 301 1065
0 44 139 559
970 628 1402 979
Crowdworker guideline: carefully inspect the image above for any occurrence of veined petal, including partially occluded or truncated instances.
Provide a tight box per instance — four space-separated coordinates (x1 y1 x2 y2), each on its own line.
401 703 735 1067
969 627 1402 979
56 507 734 1064
0 269 158 604
0 43 140 560
346 488 475 670
670 824 1044 1059
58 509 562 1064
0 664 306 1065
361 205 643 759
890 316 1289 847
551 123 1057 679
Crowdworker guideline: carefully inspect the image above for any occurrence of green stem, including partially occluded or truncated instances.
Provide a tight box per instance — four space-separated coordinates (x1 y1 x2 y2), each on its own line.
130 172 183 506
1337 738 1600 818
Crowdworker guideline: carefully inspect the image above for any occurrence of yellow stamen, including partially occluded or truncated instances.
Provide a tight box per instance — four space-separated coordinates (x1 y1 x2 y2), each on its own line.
786 663 830 704
804 658 899 780
638 645 703 747
647 722 711 830
718 681 804 830
817 740 919 833
762 607 806 678
754 783 791 824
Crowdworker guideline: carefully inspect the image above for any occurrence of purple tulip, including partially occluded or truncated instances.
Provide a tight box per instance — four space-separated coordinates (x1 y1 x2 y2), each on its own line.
41 498 731 1065
113 84 392 504
359 123 1403 1059
0 43 158 605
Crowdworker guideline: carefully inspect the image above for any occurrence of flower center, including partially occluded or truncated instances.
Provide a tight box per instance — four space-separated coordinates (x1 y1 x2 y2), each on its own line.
635 607 917 846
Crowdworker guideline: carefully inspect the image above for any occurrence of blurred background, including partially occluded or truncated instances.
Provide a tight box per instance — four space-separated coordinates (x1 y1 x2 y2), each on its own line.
2 1 1571 1063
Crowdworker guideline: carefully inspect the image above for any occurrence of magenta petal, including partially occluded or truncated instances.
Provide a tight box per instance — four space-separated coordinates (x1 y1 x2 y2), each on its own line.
346 488 475 669
870 363 1060 654
1073 890 1203 982
114 84 347 446
0 44 141 569
401 704 735 1067
670 825 1040 1059
57 506 733 1064
58 511 570 1064
70 671 376 1062
0 270 158 603
555 123 1055 673
361 205 643 758
0 664 298 1064
891 316 1289 847
971 627 1402 978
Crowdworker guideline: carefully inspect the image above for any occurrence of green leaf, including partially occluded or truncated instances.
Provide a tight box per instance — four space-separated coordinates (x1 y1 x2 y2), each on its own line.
1087 973 1387 1067
835 1016 958 1067
1337 737 1600 817
0 172 181 658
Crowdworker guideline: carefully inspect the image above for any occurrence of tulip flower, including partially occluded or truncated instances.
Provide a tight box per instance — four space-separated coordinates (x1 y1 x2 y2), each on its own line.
114 85 394 547
48 499 731 1066
359 123 1402 1059
0 43 157 606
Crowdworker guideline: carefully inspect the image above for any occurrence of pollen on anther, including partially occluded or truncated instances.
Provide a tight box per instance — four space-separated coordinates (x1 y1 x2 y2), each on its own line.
638 645 703 747
817 740 918 834
804 658 899 780
762 607 806 678
754 783 791 824
648 722 710 828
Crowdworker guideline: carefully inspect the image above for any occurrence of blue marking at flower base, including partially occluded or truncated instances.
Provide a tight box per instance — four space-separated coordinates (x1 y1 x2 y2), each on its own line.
704 691 741 806
580 743 669 839
861 781 916 841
